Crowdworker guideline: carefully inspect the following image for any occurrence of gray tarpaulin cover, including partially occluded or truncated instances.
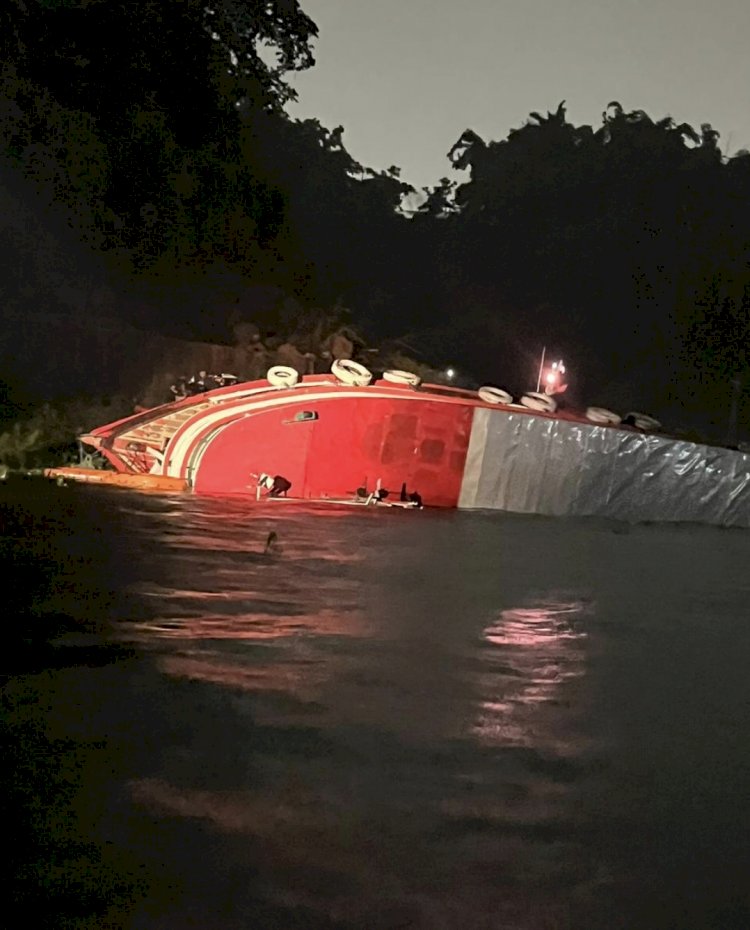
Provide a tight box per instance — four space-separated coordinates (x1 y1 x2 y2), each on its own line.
459 408 750 528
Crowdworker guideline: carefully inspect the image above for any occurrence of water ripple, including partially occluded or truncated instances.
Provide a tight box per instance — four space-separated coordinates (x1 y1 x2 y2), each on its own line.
11 487 750 929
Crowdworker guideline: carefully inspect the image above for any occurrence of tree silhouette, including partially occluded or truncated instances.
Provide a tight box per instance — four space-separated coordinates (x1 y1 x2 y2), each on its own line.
2 2 750 436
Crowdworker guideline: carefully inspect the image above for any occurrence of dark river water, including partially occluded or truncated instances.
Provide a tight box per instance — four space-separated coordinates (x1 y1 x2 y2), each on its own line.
3 483 750 929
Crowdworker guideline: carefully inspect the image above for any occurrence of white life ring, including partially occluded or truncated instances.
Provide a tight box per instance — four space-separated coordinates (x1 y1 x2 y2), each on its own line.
331 358 373 386
478 386 513 405
627 412 661 431
520 391 557 414
266 365 299 388
586 406 621 425
383 369 422 387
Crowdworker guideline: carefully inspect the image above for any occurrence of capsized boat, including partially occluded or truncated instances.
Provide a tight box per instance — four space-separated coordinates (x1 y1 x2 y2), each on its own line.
51 361 750 527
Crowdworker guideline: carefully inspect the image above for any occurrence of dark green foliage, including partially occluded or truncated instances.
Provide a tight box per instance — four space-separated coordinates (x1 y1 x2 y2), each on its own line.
1 0 317 283
1 0 749 435
412 103 750 426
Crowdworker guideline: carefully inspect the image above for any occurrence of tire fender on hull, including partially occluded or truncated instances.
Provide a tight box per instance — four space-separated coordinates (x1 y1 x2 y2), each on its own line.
586 407 621 425
267 366 300 388
478 386 513 405
383 369 422 387
520 392 557 413
625 412 661 431
331 359 373 386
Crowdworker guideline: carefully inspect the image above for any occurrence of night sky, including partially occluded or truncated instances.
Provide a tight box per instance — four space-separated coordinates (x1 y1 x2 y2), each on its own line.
288 0 750 189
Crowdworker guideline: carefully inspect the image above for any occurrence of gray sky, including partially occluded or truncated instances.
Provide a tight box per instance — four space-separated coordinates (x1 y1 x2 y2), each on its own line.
286 0 750 190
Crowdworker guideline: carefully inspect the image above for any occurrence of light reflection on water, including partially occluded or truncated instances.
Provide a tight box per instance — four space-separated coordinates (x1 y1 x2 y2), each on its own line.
10 488 750 929
473 602 589 751
105 498 603 926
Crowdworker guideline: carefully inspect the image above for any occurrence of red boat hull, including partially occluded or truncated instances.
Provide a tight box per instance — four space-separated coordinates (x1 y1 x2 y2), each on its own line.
73 373 750 527
191 394 472 506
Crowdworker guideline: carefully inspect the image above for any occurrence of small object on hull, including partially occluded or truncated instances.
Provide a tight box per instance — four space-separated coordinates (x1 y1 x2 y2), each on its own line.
383 369 422 387
266 366 300 388
256 473 292 497
331 358 373 386
478 386 513 405
623 412 661 431
586 407 622 425
520 392 557 414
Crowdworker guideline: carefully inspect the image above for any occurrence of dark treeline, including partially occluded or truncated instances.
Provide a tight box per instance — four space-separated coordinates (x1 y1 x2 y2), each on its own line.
2 1 749 438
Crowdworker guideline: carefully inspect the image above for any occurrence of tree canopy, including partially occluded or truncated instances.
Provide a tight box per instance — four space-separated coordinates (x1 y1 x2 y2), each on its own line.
2 2 750 437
